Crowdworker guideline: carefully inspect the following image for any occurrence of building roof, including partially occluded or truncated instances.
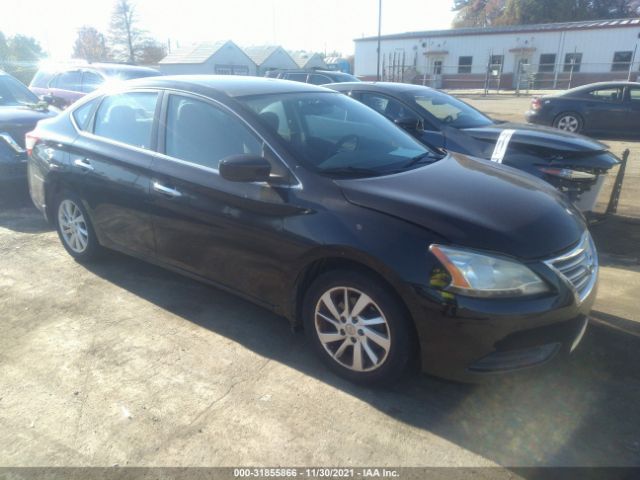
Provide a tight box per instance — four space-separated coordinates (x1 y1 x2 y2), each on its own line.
355 17 640 42
160 40 234 64
243 45 284 66
290 51 324 68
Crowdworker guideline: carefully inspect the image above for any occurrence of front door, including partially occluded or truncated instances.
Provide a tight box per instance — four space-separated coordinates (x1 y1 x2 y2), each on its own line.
513 56 530 88
69 90 159 256
582 86 627 132
627 86 640 135
150 93 299 306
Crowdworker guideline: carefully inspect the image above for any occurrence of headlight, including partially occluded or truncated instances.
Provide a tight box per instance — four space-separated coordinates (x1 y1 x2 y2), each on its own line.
430 245 549 298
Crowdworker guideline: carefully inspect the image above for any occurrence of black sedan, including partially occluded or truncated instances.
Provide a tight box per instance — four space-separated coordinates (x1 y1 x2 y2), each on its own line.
0 71 57 185
526 81 640 136
28 76 595 384
326 82 619 212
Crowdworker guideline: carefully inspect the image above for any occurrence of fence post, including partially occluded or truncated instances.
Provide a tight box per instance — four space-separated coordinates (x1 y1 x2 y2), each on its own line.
606 149 630 216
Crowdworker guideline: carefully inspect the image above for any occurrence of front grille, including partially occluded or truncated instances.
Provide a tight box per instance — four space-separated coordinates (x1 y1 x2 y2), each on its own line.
546 232 598 303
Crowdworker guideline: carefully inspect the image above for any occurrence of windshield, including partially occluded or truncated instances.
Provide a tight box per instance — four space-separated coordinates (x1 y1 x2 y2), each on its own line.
0 75 40 107
239 92 436 176
410 89 493 129
104 69 161 81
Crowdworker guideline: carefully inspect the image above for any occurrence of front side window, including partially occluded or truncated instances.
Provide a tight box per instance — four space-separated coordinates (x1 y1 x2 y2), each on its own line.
612 51 633 72
630 88 640 103
360 92 421 125
240 92 435 176
54 70 82 92
410 89 493 129
309 74 332 85
165 95 261 169
82 72 104 93
93 92 158 149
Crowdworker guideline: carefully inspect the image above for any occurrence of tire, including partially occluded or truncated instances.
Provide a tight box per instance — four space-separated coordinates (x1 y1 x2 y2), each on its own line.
54 190 102 262
553 112 583 133
302 270 413 385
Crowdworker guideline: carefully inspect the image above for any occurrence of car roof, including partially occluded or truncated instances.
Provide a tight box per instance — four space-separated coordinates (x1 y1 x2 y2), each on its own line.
565 81 640 94
123 75 333 98
326 81 431 93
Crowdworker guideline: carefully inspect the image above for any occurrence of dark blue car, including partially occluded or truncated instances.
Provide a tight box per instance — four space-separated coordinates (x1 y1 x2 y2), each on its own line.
0 71 57 185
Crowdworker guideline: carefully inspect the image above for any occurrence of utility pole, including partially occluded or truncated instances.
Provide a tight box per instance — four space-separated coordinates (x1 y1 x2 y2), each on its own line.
376 0 382 81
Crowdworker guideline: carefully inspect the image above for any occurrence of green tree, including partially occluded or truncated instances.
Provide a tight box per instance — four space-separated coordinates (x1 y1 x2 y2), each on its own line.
453 0 506 27
73 26 112 62
0 32 45 83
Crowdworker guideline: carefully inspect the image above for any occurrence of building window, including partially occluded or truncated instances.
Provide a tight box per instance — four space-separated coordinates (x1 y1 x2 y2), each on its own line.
214 65 250 75
489 55 504 74
538 54 556 73
458 56 473 74
563 53 583 73
612 51 633 72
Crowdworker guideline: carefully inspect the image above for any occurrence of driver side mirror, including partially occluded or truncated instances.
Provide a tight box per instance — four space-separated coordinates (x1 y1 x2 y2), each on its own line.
41 94 55 105
394 116 422 133
219 154 271 183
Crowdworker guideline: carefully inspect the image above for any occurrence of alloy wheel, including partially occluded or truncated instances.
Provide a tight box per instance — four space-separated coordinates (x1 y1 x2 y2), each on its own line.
58 199 89 253
314 287 391 372
556 115 580 132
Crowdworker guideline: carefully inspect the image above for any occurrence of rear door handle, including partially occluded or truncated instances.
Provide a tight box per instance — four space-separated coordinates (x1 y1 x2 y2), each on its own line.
152 181 182 198
73 158 94 171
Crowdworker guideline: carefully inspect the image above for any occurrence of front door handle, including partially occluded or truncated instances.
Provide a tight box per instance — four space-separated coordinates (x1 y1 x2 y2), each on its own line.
73 158 94 171
152 181 182 198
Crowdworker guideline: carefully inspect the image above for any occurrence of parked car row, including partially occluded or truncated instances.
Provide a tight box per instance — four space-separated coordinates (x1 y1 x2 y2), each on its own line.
26 75 597 384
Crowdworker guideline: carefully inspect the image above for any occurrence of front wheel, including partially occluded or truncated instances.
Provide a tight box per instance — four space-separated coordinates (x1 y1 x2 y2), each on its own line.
553 112 583 133
303 270 413 385
55 191 102 262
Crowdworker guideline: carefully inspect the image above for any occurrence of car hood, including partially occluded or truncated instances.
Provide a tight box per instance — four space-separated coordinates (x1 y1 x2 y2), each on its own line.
462 121 609 153
336 153 585 260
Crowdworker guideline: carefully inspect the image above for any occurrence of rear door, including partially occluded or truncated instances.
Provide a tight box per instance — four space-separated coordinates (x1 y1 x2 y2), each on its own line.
627 86 640 134
68 90 160 256
149 92 299 306
580 86 627 132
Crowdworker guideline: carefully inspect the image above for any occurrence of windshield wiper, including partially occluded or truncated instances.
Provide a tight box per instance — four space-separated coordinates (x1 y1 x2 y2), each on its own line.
320 166 384 177
400 151 443 170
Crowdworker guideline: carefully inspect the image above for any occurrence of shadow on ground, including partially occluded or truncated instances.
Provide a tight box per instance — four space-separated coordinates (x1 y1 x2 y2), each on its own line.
74 244 640 470
0 183 51 234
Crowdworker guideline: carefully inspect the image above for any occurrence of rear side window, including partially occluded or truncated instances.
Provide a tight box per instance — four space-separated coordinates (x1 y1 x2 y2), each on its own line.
165 95 261 169
93 92 158 149
586 88 623 102
72 98 99 130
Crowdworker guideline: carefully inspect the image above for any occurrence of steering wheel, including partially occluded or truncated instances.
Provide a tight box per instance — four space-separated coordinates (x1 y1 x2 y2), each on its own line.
334 134 360 153
443 115 454 124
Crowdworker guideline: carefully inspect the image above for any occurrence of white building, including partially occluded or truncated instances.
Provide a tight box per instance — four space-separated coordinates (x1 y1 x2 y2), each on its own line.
159 40 257 76
244 46 298 76
354 18 640 89
290 51 327 70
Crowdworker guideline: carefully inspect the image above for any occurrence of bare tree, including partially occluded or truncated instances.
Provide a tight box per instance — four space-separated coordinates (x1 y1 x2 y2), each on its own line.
72 26 111 62
109 0 144 63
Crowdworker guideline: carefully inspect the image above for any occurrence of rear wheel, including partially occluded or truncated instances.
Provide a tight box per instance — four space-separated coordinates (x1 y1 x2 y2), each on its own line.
303 270 412 385
553 112 583 133
55 191 102 262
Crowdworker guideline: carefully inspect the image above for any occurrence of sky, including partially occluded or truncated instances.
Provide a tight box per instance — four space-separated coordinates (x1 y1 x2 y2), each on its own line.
1 0 456 59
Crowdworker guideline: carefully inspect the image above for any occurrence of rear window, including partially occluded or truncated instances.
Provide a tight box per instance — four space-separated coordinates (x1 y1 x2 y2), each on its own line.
93 92 158 149
103 69 161 81
29 70 55 88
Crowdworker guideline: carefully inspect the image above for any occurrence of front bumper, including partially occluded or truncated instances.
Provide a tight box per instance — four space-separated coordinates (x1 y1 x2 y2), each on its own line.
410 269 596 383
